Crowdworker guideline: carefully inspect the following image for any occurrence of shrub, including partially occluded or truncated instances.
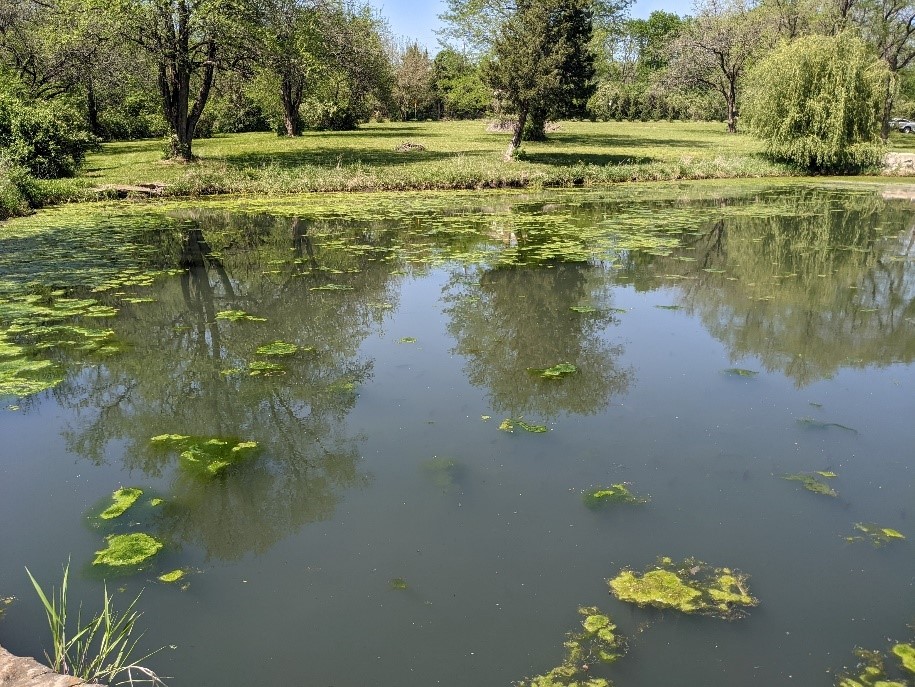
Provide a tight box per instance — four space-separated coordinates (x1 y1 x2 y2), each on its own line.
743 32 888 173
0 97 97 178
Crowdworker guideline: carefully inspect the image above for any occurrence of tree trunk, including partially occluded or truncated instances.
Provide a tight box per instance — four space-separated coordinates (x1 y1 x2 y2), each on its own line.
881 73 895 142
504 105 529 161
725 83 737 133
281 75 303 136
85 76 101 138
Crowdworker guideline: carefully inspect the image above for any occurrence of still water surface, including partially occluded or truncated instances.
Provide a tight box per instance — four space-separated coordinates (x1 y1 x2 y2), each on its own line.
0 183 913 687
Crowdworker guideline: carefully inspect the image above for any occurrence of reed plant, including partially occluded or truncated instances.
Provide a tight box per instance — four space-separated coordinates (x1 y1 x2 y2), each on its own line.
25 562 166 686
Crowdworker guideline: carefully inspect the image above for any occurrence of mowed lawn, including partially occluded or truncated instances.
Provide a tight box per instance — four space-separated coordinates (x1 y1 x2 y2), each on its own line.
81 120 791 193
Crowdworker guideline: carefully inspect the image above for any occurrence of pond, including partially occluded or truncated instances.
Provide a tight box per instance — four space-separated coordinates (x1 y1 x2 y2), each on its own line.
0 182 913 687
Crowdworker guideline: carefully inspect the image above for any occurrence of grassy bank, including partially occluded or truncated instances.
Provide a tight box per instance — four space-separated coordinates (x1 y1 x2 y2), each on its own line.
10 119 915 220
82 120 797 195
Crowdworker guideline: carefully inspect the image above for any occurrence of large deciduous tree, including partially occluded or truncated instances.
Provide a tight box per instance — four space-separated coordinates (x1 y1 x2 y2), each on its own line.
743 32 888 172
667 0 772 133
486 0 596 159
393 42 434 120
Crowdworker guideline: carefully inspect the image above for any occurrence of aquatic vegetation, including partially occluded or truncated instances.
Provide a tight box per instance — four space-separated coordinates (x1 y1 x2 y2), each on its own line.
723 368 759 377
247 360 286 377
150 434 260 478
398 337 417 344
845 523 906 547
149 498 164 507
516 419 548 433
529 363 578 379
92 533 163 567
518 606 625 687
255 341 299 356
421 457 460 491
570 305 598 314
838 645 913 687
783 472 838 497
158 569 186 584
215 309 267 323
608 557 758 619
655 305 681 310
582 484 647 509
390 578 408 590
0 595 13 620
99 487 144 520
498 418 514 432
796 417 859 434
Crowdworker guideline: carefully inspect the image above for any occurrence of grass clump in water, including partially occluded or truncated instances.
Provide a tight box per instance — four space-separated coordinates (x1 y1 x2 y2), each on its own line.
582 484 647 509
215 310 267 323
529 362 578 379
150 434 260 478
517 606 626 687
98 487 144 520
783 472 838 497
608 557 758 619
845 523 906 547
92 533 163 567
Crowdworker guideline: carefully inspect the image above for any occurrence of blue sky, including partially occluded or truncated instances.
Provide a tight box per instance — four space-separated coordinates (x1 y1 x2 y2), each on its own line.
371 0 686 49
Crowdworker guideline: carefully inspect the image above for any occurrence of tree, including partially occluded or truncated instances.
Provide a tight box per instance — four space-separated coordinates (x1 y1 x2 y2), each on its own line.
393 42 434 120
486 0 596 159
667 0 772 133
744 32 888 172
431 48 490 119
119 0 253 160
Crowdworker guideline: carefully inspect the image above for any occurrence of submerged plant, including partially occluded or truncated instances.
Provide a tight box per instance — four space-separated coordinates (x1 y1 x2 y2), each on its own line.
26 563 166 685
92 533 163 568
783 472 838 497
98 487 144 520
608 557 758 620
150 434 260 478
796 417 858 434
528 363 578 379
390 578 408 590
518 606 626 687
582 484 647 509
845 523 906 547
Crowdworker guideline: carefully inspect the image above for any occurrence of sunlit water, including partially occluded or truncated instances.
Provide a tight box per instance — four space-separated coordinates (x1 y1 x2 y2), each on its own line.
1 183 913 687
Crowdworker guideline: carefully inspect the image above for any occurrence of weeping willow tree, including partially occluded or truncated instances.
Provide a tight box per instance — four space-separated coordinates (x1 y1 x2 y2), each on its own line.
743 32 889 173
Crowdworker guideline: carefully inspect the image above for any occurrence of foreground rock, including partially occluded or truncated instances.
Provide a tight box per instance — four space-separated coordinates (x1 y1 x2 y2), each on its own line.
0 646 101 687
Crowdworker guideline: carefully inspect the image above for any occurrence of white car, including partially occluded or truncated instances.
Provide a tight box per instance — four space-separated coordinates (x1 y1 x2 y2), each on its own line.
890 118 915 133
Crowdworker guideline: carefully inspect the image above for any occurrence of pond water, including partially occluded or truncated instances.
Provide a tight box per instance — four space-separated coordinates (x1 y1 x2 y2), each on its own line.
0 182 913 687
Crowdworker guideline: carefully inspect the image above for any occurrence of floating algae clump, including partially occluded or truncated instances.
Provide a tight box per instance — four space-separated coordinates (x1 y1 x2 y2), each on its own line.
529 363 578 379
150 434 260 478
99 487 144 520
215 309 267 323
893 643 915 674
255 341 299 356
608 558 757 619
93 533 162 567
517 606 625 687
390 578 408 590
158 569 186 583
723 368 759 377
783 472 838 497
838 647 910 687
583 484 647 509
845 523 906 547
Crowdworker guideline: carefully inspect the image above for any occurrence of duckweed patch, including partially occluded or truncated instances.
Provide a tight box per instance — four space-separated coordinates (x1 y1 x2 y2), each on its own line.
390 578 408 590
570 305 598 314
583 484 647 509
215 309 267 322
845 523 906 547
893 643 915 674
99 487 144 520
518 606 626 687
608 557 758 619
398 337 417 344
838 646 912 687
150 434 260 478
255 341 299 356
529 363 578 379
92 533 163 567
783 472 838 497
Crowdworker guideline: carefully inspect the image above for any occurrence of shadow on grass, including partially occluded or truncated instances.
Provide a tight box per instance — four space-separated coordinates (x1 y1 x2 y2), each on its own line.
521 152 655 166
539 132 717 150
221 147 487 169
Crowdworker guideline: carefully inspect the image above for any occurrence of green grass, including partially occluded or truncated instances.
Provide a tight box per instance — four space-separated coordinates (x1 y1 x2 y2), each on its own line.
80 120 798 195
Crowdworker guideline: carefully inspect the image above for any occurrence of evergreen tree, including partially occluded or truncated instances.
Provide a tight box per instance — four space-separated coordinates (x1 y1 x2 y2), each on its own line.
485 0 596 160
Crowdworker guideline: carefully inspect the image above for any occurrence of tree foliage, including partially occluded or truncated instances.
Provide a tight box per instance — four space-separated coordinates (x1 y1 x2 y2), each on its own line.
485 0 596 159
743 32 889 172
